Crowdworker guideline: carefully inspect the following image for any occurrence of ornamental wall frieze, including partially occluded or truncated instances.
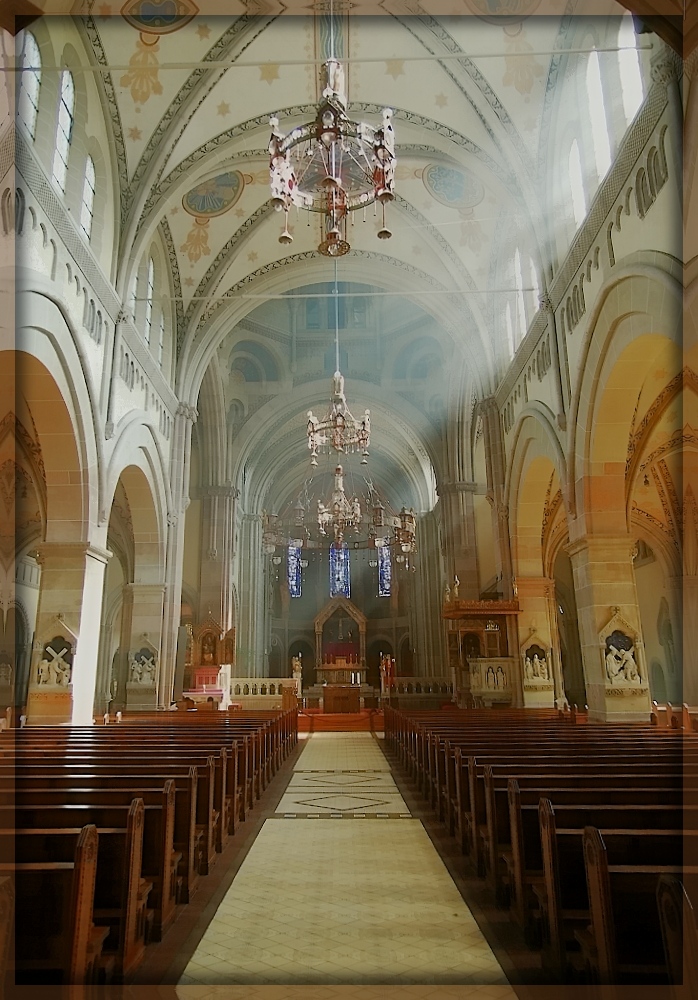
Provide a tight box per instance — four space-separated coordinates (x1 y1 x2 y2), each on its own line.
158 215 184 346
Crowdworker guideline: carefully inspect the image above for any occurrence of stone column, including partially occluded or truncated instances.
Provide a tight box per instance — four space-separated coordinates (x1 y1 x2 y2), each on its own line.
437 481 480 599
566 534 652 722
683 575 698 706
236 512 265 675
159 403 197 708
515 576 556 709
30 542 111 726
480 397 514 599
198 485 240 631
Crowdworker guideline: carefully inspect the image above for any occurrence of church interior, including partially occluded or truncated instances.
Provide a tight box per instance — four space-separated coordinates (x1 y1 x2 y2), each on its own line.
1 0 697 993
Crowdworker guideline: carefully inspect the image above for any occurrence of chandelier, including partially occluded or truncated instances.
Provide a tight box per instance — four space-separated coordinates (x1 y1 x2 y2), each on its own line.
307 371 370 467
262 472 417 558
268 57 396 256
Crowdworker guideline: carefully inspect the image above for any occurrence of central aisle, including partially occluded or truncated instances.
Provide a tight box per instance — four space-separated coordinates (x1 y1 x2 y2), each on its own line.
178 732 509 986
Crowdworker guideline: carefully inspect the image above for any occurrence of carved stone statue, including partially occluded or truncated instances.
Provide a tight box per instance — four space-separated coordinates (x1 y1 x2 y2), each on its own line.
129 649 156 685
605 633 641 685
524 655 533 680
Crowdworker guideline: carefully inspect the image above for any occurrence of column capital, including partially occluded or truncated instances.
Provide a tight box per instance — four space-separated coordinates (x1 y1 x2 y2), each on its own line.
650 49 682 88
176 402 198 423
35 542 112 566
564 533 636 561
538 292 554 314
198 485 240 500
436 480 478 497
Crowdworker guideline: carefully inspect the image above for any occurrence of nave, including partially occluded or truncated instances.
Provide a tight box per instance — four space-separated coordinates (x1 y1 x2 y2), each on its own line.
177 731 508 987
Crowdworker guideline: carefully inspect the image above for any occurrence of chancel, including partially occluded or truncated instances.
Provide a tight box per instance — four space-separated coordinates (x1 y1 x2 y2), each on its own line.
1 0 697 992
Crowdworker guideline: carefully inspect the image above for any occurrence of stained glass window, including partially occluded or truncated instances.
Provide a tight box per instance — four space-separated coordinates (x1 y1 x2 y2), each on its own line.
378 544 391 597
329 543 350 598
288 544 302 598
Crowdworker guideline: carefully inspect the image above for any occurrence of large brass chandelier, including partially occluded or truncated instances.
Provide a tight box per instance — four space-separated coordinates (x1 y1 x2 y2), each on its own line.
268 52 396 257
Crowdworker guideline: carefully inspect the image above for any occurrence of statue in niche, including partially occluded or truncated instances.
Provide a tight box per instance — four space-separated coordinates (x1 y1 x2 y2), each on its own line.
524 644 549 683
605 630 641 685
129 649 156 685
38 637 73 686
486 666 496 689
464 633 480 659
496 665 507 688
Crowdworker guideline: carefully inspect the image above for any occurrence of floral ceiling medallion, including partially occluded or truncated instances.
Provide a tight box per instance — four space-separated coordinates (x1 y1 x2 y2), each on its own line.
121 0 199 36
182 171 245 218
422 164 485 210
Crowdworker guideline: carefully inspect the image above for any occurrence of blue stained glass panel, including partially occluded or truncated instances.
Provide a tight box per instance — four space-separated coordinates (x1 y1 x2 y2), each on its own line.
378 545 392 597
288 545 302 597
329 543 350 598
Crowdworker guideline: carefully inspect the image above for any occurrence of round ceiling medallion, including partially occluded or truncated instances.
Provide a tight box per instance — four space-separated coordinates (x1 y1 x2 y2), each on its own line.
121 0 200 36
422 164 485 210
182 171 244 218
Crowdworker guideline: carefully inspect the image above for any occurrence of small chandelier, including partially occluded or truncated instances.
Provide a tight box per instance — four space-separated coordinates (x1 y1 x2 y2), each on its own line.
268 58 396 256
306 264 370 467
318 464 362 544
307 370 370 467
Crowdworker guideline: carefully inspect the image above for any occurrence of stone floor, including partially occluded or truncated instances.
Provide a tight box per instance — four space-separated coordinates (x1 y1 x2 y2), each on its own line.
177 733 510 987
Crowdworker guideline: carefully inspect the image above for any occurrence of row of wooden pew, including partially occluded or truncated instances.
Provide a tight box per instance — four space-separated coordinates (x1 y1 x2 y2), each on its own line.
384 705 698 986
1 708 297 985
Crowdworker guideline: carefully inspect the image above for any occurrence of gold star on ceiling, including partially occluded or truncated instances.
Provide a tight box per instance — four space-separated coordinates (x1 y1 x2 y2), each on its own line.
217 101 231 117
234 208 245 218
170 206 179 215
385 60 405 80
435 93 448 108
196 24 211 40
184 277 194 286
259 63 280 83
247 251 258 262
127 126 142 141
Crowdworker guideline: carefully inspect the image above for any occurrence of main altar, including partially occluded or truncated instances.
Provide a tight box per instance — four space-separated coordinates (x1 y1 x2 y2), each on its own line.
304 596 372 711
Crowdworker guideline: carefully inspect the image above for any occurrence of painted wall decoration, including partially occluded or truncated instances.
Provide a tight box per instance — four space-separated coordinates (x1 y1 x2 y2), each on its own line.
121 0 199 36
422 164 485 210
182 171 244 218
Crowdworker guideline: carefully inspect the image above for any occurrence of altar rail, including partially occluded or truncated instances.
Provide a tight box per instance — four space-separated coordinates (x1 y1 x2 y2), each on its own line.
384 677 454 709
229 677 300 710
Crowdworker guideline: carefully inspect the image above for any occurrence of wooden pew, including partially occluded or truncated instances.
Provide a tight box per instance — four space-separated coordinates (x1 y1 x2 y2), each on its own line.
579 826 698 984
9 800 151 979
5 766 200 903
656 875 698 994
4 825 109 984
0 875 13 998
537 797 688 978
13 781 179 938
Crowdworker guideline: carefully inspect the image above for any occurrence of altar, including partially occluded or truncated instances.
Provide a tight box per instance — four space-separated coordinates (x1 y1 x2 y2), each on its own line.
316 656 367 686
322 685 361 714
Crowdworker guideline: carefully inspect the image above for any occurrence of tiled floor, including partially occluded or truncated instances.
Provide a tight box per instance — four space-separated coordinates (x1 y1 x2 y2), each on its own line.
177 733 509 987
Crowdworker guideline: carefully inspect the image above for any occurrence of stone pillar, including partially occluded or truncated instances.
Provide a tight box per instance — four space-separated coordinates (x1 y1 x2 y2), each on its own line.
29 542 111 726
480 397 514 599
567 535 652 722
236 512 265 675
437 481 480 599
415 510 445 677
159 403 197 708
516 576 564 710
683 575 698 706
198 485 240 631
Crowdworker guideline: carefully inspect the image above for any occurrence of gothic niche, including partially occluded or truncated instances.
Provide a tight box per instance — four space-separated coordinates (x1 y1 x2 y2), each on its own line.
36 636 73 686
523 644 550 684
604 630 642 686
